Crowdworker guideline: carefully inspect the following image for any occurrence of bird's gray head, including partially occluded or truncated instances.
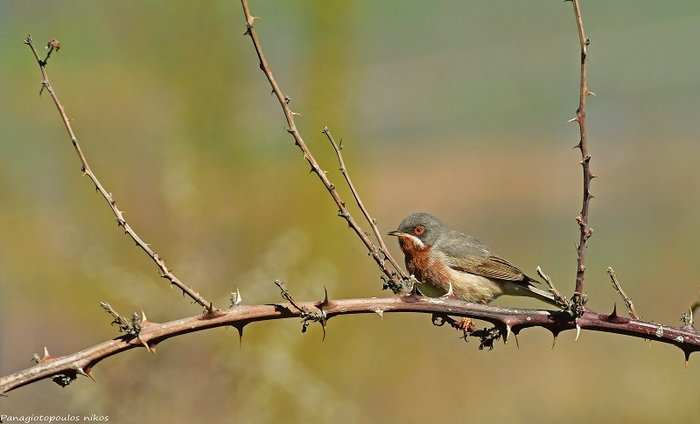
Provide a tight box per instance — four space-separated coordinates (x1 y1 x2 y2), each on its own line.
388 212 448 248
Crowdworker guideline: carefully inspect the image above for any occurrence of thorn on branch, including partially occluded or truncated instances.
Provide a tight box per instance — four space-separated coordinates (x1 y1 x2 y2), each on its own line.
575 322 582 341
233 324 245 349
31 346 80 387
32 347 52 364
230 287 243 307
551 330 560 350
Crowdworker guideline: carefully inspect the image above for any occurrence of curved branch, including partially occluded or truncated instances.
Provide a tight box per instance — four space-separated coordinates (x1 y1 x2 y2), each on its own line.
2 296 698 394
23 36 211 309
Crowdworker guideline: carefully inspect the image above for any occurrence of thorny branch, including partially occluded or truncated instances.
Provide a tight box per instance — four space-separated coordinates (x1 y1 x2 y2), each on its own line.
322 127 406 280
568 0 594 316
274 280 328 338
23 36 211 309
239 0 407 292
3 292 700 395
99 302 142 337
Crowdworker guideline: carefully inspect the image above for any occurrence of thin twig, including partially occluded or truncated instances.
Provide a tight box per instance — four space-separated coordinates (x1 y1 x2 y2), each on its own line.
321 127 405 276
239 1 408 292
3 295 700 394
99 302 141 336
274 280 327 338
536 266 570 309
274 280 307 313
606 267 640 320
23 35 211 309
683 287 700 328
568 0 594 315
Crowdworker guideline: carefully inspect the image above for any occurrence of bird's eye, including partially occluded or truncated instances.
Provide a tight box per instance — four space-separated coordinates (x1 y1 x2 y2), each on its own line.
414 225 425 236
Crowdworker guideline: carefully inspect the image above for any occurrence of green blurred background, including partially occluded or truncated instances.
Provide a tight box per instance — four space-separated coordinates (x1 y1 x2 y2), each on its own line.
2 1 700 422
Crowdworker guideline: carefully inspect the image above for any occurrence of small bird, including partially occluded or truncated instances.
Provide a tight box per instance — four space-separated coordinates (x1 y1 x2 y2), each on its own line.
389 212 558 306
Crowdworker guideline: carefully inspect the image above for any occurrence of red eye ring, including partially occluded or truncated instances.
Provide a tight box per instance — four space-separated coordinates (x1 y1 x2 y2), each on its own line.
414 225 425 236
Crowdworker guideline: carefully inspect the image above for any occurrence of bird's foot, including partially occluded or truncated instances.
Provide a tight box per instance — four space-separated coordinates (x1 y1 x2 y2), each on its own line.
457 318 475 333
441 282 455 299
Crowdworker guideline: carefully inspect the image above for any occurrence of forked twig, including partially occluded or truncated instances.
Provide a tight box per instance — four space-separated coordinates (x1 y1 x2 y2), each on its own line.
568 0 595 315
239 0 407 290
606 267 640 320
23 35 210 309
322 127 405 276
274 280 326 337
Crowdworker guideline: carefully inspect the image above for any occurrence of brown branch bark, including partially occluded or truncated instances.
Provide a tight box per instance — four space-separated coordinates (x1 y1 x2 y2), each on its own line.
2 296 699 395
23 36 211 309
239 0 407 290
569 0 594 314
607 267 641 320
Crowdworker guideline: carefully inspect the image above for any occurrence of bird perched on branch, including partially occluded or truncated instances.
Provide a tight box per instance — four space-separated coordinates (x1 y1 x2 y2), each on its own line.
389 212 558 306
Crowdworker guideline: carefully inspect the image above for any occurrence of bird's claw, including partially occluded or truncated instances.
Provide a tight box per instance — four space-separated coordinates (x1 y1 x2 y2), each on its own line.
441 282 455 298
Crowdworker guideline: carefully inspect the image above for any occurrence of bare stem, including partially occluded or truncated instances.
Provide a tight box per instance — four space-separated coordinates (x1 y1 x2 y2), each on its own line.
3 295 699 394
536 266 570 309
569 0 594 314
692 290 700 318
606 267 640 320
321 127 405 276
23 35 211 309
239 1 407 289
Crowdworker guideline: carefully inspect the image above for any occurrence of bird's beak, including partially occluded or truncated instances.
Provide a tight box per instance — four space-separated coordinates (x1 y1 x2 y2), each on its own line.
387 230 402 237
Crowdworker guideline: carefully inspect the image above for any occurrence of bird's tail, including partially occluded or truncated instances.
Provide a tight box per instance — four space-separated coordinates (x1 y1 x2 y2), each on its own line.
504 280 563 308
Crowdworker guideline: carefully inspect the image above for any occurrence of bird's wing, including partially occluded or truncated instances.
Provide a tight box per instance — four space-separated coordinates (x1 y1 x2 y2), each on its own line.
437 231 537 283
445 254 529 282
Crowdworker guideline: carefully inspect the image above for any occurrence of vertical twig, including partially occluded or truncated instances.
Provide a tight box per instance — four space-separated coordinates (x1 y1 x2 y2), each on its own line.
23 36 211 309
239 1 408 289
321 127 405 277
691 289 700 318
568 0 594 315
